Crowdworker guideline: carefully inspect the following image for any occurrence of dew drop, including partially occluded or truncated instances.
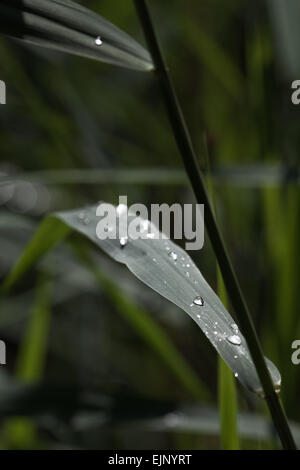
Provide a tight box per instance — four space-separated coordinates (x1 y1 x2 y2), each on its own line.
193 296 204 306
227 335 242 346
82 217 90 225
234 355 238 359
234 372 239 378
120 237 128 247
231 323 239 332
95 36 103 46
168 251 178 261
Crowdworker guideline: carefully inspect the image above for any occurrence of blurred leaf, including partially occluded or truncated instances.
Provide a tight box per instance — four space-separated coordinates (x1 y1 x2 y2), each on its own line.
72 246 209 402
134 405 300 447
2 278 52 449
1 217 70 293
2 203 281 396
0 0 153 71
267 0 300 79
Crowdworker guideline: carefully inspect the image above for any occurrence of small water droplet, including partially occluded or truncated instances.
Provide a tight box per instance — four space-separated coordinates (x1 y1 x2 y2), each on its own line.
227 335 242 346
95 36 103 46
234 372 239 378
193 296 204 306
152 258 156 262
168 251 178 261
214 322 218 326
231 323 239 332
186 263 190 268
196 314 201 319
120 237 128 247
185 272 190 278
234 355 238 359
213 331 218 335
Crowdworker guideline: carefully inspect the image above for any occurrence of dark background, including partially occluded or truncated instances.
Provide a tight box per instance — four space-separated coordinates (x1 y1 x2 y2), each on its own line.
0 0 299 449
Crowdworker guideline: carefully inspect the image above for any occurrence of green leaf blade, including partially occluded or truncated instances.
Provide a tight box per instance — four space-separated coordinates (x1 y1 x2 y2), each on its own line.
55 204 281 397
0 0 153 71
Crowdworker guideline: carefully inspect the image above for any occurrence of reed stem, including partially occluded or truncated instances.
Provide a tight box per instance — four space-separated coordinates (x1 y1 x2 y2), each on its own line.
133 0 296 450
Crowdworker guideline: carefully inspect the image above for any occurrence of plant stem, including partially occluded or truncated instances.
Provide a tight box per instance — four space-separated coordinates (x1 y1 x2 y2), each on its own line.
133 0 296 450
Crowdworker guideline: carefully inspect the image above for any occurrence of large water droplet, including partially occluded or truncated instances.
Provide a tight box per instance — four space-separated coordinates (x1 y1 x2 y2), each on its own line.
227 335 241 346
168 251 177 261
95 36 103 46
120 237 128 248
193 296 204 306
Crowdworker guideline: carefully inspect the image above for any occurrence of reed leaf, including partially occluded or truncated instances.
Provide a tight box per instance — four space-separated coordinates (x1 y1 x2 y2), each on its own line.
2 203 281 397
0 0 153 71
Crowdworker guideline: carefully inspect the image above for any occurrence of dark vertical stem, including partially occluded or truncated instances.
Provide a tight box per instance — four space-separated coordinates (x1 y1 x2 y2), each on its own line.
133 0 296 450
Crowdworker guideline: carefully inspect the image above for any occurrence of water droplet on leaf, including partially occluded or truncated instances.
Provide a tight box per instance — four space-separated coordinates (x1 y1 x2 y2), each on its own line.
168 251 177 261
193 296 204 306
227 335 242 346
95 36 103 46
120 237 128 247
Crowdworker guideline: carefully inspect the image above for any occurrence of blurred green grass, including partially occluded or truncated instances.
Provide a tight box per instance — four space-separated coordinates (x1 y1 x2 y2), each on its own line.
0 0 299 450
